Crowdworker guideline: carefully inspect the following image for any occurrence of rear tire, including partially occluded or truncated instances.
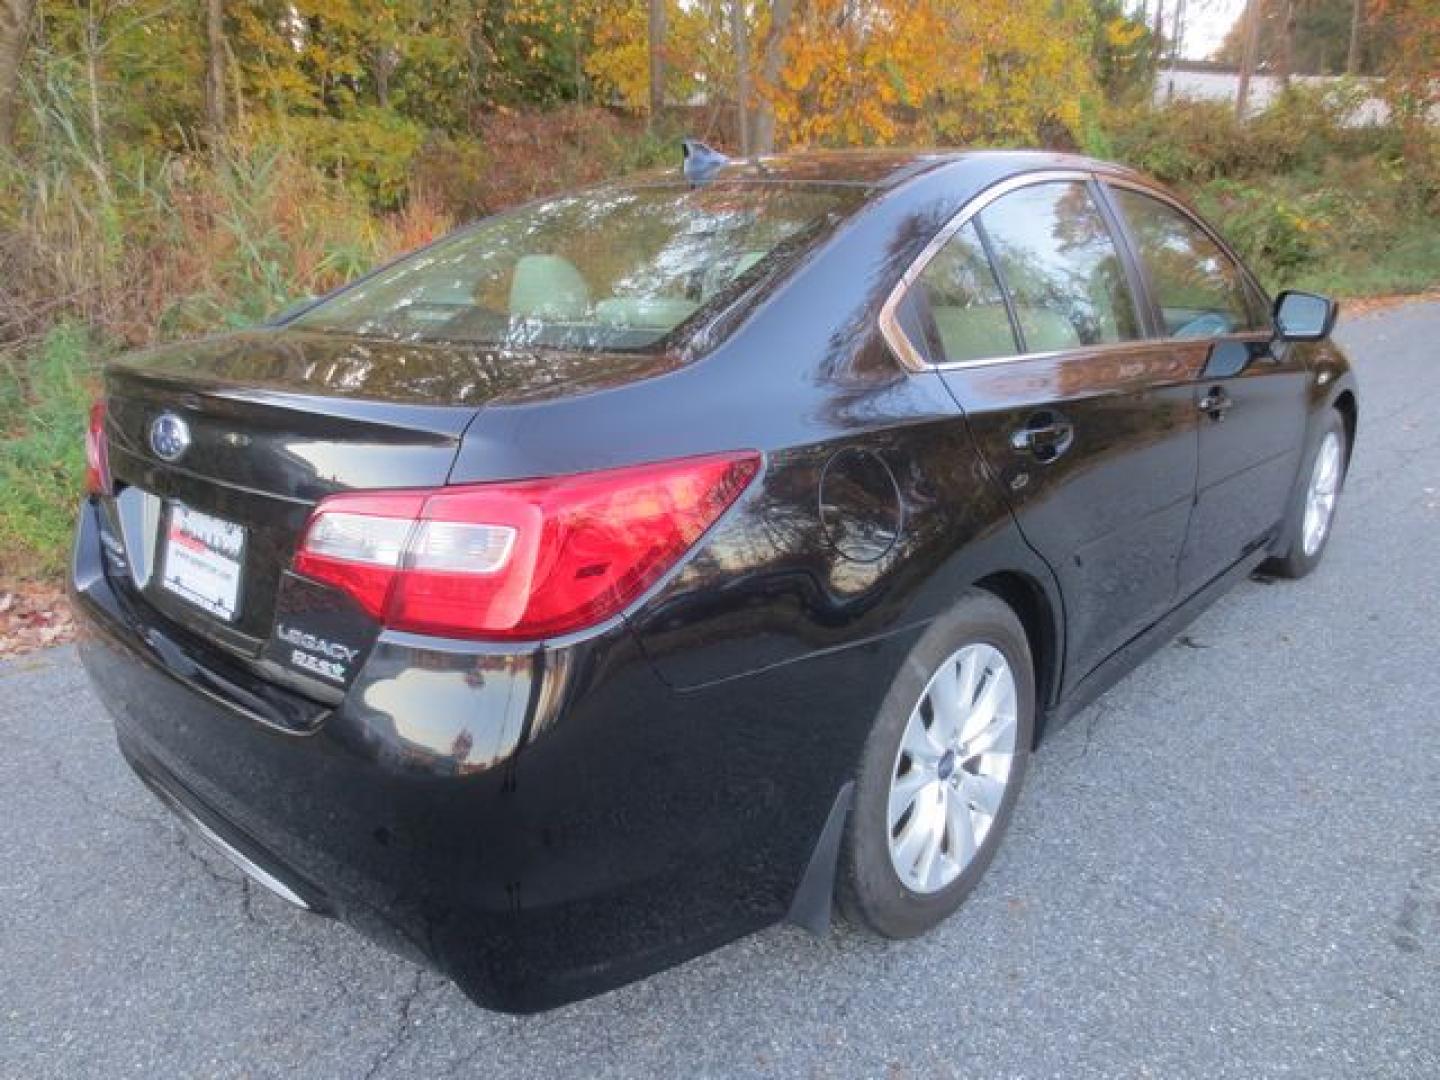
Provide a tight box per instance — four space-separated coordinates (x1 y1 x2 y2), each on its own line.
1264 410 1347 580
838 590 1035 939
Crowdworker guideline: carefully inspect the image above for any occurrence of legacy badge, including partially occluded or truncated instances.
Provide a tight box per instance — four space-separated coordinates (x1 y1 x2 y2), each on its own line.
275 623 359 684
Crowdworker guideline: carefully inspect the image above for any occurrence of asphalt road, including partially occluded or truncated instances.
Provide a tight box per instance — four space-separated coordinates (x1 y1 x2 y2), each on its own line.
4 302 1439 1079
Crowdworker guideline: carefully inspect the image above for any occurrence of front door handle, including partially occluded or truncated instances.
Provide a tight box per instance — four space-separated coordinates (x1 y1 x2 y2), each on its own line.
1010 413 1075 463
1198 388 1234 421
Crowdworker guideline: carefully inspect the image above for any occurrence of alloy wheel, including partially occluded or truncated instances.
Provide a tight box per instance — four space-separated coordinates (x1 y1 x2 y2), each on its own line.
886 643 1018 895
1301 431 1342 557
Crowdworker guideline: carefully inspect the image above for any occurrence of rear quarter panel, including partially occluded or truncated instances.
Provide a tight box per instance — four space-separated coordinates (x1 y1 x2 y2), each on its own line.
449 159 1071 695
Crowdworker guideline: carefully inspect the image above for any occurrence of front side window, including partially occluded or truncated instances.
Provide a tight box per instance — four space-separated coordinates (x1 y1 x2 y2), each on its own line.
914 222 1018 364
1110 187 1267 339
293 183 862 351
977 181 1143 352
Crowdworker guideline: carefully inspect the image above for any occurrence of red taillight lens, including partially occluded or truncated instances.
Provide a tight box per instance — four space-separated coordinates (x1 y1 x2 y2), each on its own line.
293 451 761 640
84 400 110 496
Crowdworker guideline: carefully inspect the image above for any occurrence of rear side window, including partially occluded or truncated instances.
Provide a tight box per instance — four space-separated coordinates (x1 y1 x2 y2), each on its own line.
978 181 1143 352
914 222 1018 364
292 183 862 351
1109 187 1267 338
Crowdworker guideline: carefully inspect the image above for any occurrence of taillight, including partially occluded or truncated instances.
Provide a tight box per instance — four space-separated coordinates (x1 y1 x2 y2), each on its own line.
293 451 761 640
84 400 110 496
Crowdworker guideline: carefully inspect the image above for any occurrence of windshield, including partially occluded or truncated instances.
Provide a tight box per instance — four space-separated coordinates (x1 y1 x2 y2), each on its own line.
292 183 863 351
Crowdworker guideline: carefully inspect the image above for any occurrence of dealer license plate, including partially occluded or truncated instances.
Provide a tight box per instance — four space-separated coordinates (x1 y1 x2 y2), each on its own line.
160 504 245 621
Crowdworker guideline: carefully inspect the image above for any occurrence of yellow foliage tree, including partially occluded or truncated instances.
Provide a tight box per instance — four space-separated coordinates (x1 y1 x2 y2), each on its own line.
586 0 713 112
764 0 1098 149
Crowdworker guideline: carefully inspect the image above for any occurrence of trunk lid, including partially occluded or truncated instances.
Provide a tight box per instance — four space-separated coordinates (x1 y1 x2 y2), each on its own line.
100 328 672 662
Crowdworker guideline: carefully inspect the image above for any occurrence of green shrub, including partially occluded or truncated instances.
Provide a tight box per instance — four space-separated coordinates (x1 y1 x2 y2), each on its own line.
265 109 428 211
1105 87 1367 186
0 322 98 578
1106 100 1298 183
1106 93 1439 297
1193 153 1437 295
411 106 681 220
1196 181 1317 282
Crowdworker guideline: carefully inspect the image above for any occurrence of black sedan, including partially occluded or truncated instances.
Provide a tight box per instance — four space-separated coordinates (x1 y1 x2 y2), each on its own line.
71 147 1357 1012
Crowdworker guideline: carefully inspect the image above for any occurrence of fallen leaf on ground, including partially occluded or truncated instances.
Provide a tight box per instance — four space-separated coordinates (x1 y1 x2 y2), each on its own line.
0 581 77 659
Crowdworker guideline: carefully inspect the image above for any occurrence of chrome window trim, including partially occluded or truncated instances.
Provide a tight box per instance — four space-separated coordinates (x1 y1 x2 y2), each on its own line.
878 168 1273 375
879 170 1088 373
1100 175 1275 332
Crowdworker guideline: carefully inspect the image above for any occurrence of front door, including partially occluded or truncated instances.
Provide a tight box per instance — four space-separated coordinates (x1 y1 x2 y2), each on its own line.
905 176 1199 687
1102 184 1311 594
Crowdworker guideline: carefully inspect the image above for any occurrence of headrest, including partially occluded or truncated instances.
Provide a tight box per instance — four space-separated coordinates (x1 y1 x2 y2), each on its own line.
593 297 699 329
508 254 590 320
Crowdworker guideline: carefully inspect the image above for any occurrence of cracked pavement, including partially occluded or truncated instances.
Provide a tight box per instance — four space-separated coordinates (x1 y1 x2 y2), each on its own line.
3 302 1439 1078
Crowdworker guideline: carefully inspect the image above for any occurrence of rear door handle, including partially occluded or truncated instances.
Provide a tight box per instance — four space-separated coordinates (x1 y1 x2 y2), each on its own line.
1198 388 1234 421
1010 413 1075 463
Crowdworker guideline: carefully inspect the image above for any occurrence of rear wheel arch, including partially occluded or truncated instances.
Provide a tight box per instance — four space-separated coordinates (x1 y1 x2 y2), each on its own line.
1333 390 1357 470
836 587 1036 938
973 571 1060 745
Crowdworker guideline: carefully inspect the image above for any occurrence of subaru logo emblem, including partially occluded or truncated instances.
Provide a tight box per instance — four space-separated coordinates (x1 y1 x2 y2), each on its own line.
149 412 191 462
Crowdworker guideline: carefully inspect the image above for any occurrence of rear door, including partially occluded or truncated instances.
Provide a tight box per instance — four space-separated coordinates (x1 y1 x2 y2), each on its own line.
1102 183 1309 594
907 174 1200 686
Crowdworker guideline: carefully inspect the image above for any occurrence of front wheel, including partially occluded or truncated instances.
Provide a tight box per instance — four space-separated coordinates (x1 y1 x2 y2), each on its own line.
1264 410 1348 580
838 590 1035 939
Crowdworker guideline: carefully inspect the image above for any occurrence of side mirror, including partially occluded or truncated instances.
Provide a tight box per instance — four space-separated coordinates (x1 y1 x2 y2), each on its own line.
1274 290 1337 342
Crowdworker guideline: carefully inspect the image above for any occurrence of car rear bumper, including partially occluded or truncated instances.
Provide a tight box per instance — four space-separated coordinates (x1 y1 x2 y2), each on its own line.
71 500 919 1011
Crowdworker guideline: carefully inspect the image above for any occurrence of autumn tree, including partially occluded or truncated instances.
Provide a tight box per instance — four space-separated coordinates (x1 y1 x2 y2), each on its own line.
1217 0 1392 75
919 0 1099 145
1369 0 1440 163
1091 0 1155 103
770 0 946 145
588 0 713 118
766 0 1099 149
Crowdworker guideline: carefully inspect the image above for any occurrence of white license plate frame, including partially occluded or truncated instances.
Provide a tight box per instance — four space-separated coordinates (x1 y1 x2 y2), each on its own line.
159 503 246 622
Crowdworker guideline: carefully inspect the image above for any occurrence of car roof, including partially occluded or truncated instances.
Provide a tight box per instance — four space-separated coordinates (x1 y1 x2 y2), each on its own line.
628 148 1148 194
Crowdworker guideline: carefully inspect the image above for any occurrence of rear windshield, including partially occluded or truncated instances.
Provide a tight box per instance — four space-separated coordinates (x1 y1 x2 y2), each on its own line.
292 183 863 351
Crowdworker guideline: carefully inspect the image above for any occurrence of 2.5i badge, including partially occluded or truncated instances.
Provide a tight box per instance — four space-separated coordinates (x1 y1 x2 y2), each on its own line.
263 571 378 689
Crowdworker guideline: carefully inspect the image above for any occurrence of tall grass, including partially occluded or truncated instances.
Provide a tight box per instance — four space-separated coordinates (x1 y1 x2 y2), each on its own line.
0 139 456 579
0 69 459 580
2 141 449 348
0 322 95 578
1 57 462 352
